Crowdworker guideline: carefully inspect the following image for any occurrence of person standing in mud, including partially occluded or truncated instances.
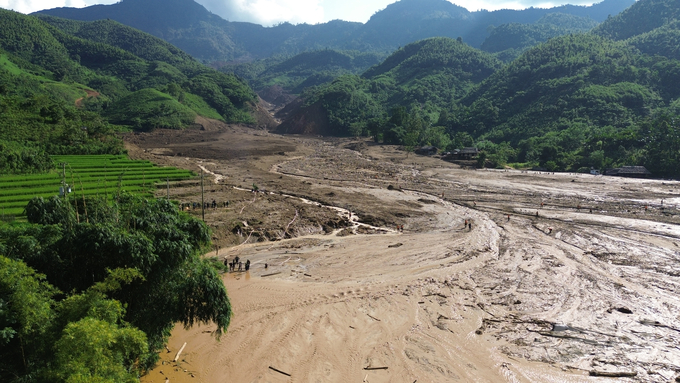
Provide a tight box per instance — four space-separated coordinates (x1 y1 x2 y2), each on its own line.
245 259 250 271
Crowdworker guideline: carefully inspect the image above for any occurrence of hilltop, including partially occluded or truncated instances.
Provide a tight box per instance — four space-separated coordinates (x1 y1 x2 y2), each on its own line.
0 9 256 173
277 37 501 138
278 0 680 177
34 0 635 61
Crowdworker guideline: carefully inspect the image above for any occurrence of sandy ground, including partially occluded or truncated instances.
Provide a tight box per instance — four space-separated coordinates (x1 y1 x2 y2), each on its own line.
128 123 680 383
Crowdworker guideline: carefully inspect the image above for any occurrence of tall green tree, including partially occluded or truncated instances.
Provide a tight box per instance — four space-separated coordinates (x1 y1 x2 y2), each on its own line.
2 194 232 370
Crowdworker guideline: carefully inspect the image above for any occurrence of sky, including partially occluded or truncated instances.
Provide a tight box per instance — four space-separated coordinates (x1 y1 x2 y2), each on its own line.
1 0 601 26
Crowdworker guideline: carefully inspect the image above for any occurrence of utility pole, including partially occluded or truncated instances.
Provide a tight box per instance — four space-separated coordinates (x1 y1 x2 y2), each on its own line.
201 169 205 221
60 162 67 200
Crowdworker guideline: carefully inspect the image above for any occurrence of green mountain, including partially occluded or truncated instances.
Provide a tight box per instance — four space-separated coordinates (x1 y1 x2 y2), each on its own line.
458 34 665 142
277 37 502 137
283 0 680 176
0 9 256 173
593 0 680 40
452 28 680 175
481 13 599 61
627 20 680 60
34 0 635 62
35 0 362 61
592 0 680 61
223 50 386 95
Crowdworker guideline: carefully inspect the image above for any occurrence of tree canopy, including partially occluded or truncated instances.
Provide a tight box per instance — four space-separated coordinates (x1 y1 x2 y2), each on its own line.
0 194 232 381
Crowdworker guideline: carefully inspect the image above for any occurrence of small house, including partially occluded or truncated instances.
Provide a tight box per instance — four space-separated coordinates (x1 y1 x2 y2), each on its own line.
444 147 479 160
604 166 652 178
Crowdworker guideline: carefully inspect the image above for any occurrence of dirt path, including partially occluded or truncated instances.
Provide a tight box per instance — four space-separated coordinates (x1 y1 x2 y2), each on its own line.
131 127 680 383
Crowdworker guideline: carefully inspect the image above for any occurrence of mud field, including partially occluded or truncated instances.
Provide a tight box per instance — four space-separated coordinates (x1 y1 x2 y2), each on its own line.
129 123 680 383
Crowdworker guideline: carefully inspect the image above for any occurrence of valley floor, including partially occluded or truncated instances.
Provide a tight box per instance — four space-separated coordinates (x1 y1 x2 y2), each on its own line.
128 123 680 383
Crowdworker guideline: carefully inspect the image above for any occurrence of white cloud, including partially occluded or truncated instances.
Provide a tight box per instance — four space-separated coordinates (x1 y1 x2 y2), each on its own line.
196 0 324 25
320 0 393 23
0 0 117 14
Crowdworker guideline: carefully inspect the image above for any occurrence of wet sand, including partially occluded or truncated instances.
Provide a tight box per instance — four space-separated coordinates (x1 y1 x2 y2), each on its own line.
133 125 680 382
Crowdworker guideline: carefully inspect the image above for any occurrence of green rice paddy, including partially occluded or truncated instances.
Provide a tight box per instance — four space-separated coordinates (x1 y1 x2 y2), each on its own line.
0 155 195 217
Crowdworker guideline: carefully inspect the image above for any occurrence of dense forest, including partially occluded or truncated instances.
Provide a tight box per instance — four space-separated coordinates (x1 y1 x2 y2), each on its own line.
277 38 502 138
0 195 231 382
221 50 387 95
0 9 256 174
0 9 244 383
223 9 608 95
35 0 634 62
280 0 680 177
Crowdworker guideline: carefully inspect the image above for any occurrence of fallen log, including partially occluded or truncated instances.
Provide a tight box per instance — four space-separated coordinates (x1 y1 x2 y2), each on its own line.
424 293 447 298
589 370 637 378
367 314 381 321
364 366 388 370
269 366 292 377
261 272 281 277
173 342 187 362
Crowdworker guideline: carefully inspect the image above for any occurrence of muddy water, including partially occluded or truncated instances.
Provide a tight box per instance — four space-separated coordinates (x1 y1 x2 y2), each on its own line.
142 140 680 383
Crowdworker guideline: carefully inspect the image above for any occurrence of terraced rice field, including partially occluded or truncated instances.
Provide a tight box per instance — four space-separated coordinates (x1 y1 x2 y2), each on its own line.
0 155 194 217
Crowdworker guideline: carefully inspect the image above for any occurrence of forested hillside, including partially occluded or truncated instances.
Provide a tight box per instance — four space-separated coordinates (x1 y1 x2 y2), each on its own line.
277 37 501 141
0 9 242 383
481 13 599 61
0 9 255 174
0 195 232 383
31 0 638 100
34 0 634 62
223 50 386 94
284 0 680 177
594 0 680 61
593 0 680 40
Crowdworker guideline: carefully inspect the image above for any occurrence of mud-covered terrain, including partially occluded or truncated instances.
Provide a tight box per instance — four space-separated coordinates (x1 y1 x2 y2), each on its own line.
129 124 680 383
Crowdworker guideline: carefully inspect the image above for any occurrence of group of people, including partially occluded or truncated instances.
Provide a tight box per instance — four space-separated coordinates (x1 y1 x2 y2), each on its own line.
180 200 230 211
224 256 250 272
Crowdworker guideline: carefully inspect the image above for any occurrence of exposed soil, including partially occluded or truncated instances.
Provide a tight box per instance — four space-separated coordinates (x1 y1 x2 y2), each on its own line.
129 121 680 383
74 88 100 107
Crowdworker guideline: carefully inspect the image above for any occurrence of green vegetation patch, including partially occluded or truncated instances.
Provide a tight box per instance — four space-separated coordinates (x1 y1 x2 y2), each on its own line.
0 53 22 75
43 82 87 103
104 88 197 130
0 155 194 217
181 92 224 121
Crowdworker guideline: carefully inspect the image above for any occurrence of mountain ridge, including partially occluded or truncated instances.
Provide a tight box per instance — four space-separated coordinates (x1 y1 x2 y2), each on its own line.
34 0 636 61
0 8 257 170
